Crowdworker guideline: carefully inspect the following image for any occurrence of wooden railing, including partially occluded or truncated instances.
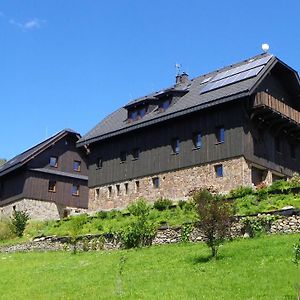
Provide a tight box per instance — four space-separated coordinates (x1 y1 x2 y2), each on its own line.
253 92 300 124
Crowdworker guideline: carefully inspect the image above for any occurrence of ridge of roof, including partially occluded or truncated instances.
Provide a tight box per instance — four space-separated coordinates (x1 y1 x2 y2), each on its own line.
77 53 285 147
0 128 80 177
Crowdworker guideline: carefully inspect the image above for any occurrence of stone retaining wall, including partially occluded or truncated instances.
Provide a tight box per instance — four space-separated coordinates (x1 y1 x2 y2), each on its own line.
1 215 299 253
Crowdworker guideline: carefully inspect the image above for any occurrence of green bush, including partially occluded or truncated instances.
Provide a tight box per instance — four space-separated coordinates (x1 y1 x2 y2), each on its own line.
0 218 15 241
228 186 254 198
268 180 290 194
153 198 173 211
96 211 109 219
120 199 157 248
241 215 278 238
293 238 300 266
10 209 30 237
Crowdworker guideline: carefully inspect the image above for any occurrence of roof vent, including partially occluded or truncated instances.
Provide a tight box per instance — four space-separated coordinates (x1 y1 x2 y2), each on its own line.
176 72 189 85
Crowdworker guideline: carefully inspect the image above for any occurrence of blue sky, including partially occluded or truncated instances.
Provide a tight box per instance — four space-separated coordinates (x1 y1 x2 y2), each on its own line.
1 0 300 159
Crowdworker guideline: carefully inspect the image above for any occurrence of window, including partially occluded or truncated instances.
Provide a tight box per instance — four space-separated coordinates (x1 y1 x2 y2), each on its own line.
216 127 225 143
48 180 56 192
108 186 112 197
215 165 223 177
290 143 296 159
116 184 120 196
171 138 180 154
124 183 129 194
275 136 282 153
120 151 127 163
73 160 81 172
72 184 80 196
193 132 202 149
95 188 100 198
96 157 103 169
159 99 170 112
49 156 58 168
128 106 148 122
135 180 140 192
132 148 140 160
152 177 160 188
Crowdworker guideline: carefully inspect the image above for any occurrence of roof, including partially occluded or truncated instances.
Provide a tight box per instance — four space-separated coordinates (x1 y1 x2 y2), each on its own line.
0 129 80 177
77 53 299 147
29 168 88 181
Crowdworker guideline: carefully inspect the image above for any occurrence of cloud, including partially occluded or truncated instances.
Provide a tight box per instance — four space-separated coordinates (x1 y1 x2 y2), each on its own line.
9 18 45 30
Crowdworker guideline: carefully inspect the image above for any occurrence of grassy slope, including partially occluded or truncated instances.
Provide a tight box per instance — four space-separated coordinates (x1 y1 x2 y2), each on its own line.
0 234 299 300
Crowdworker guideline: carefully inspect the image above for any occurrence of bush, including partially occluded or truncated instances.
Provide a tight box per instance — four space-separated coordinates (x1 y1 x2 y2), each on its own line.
268 180 290 194
0 218 15 241
241 215 277 238
293 238 300 266
153 198 173 211
120 199 157 248
228 186 254 198
10 209 30 237
193 189 233 259
96 211 109 220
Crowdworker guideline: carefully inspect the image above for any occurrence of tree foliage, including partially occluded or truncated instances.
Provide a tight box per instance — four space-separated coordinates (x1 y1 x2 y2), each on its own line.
193 189 233 259
10 209 30 237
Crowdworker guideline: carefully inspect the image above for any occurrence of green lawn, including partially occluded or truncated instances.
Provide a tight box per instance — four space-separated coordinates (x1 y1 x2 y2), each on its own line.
0 234 299 299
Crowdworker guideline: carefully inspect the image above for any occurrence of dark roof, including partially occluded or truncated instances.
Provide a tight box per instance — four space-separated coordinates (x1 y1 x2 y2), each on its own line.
0 129 80 177
77 53 299 147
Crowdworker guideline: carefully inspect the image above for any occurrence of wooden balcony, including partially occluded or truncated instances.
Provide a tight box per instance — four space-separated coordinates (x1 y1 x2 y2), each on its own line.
252 92 300 130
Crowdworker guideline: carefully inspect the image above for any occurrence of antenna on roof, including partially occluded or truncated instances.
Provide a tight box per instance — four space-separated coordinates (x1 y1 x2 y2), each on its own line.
262 43 270 53
175 63 182 75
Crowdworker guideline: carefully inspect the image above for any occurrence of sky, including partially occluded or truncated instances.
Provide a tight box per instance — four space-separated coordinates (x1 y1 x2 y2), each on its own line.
1 0 300 160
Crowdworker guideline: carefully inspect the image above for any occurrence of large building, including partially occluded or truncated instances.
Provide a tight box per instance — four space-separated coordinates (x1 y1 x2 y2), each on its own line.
0 129 89 220
78 53 300 211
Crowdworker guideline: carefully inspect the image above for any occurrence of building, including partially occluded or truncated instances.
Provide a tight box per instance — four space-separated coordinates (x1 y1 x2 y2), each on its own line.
77 53 300 211
0 129 88 220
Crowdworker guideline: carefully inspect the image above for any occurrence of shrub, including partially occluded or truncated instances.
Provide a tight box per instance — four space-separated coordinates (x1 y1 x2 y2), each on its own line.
120 199 157 248
68 214 89 253
181 223 193 243
153 198 173 211
0 218 15 241
241 215 277 238
10 209 30 237
228 186 254 198
268 180 290 194
293 238 300 266
193 189 233 259
96 211 109 219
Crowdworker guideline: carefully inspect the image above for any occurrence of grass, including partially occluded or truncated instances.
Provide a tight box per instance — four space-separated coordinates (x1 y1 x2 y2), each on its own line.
0 234 299 299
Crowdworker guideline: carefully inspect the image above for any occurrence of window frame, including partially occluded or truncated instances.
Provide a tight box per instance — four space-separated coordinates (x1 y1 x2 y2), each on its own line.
96 157 103 169
48 180 56 193
214 164 223 177
152 177 160 189
120 151 127 163
72 184 80 196
171 138 180 154
132 148 140 160
193 132 202 149
49 156 58 168
73 160 81 172
215 126 225 144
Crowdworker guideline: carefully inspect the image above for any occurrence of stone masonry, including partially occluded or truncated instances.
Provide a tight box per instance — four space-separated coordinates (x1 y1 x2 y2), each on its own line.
89 156 254 211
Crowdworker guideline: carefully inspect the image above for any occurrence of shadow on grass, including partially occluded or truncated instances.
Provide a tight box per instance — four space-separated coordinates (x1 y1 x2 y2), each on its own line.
188 253 226 265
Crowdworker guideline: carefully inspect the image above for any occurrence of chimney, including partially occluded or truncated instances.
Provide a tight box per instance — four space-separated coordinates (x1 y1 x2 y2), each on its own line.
176 72 189 85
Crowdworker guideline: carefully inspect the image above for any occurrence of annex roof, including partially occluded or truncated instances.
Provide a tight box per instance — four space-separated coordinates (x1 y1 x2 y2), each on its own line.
77 53 299 147
0 129 80 177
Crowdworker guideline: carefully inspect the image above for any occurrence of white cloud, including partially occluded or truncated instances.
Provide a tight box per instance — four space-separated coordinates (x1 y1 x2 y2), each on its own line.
9 18 45 30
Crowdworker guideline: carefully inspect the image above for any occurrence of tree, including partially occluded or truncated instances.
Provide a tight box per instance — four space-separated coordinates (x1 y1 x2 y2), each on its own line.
10 209 30 237
193 189 233 259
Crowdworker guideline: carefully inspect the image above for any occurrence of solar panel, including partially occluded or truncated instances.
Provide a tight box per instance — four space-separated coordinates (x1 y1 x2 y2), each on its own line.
200 76 212 84
211 55 272 83
200 65 264 94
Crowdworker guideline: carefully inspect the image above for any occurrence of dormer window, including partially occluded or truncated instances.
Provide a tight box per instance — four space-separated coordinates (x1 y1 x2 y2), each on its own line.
159 99 170 112
128 105 148 122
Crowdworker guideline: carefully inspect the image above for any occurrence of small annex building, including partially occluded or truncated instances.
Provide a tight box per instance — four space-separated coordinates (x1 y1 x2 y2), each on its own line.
77 53 300 211
0 129 88 220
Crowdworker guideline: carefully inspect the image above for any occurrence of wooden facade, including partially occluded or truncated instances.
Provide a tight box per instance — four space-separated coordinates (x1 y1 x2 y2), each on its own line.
0 130 88 219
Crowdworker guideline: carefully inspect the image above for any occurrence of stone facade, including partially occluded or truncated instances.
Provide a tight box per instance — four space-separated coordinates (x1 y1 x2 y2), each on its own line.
0 199 64 220
89 156 253 211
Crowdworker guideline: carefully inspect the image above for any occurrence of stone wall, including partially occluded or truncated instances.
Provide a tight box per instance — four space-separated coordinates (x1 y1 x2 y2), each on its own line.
0 199 64 220
1 215 299 253
89 156 253 211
